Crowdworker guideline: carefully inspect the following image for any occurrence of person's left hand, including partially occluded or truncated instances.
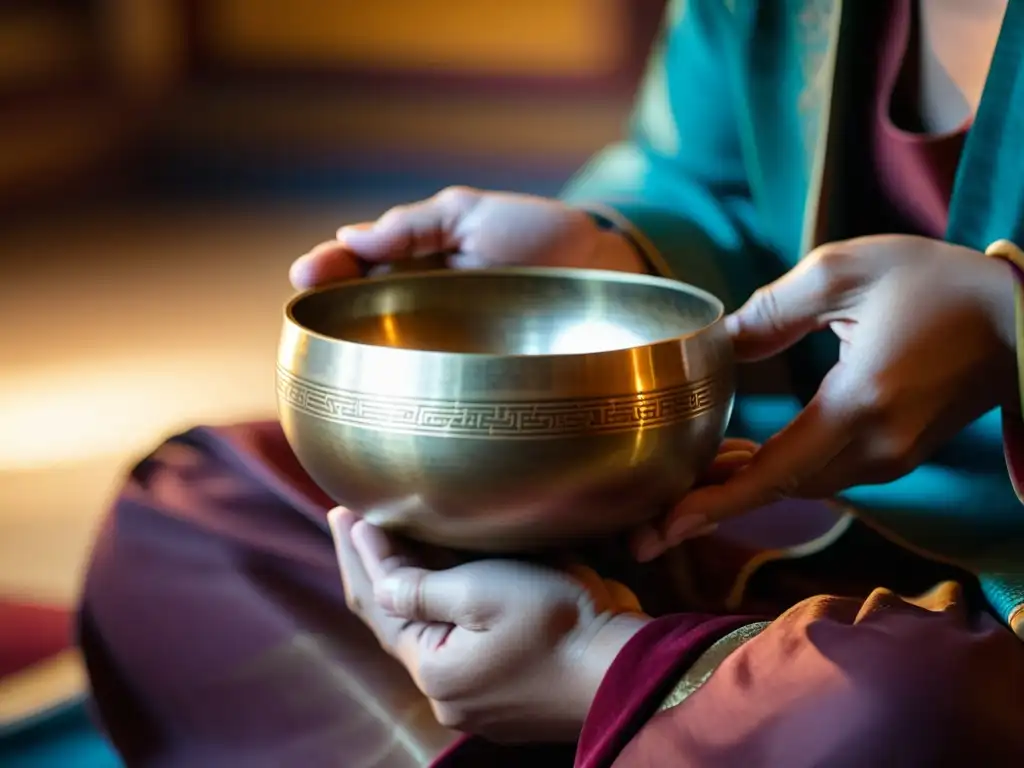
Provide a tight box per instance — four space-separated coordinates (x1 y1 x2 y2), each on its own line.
633 234 1019 561
328 508 649 743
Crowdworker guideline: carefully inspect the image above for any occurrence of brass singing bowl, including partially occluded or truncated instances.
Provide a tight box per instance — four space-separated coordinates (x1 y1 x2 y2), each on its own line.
277 267 735 551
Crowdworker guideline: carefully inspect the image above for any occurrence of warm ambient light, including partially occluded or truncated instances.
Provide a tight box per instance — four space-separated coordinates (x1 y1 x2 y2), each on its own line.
0 350 274 471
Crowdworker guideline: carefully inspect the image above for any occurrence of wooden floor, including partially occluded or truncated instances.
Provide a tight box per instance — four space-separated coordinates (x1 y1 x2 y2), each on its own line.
0 197 400 604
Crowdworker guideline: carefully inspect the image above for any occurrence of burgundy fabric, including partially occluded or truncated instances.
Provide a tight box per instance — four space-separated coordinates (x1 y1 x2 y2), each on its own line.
76 422 754 767
77 422 1019 767
0 602 72 678
575 614 758 768
611 585 1024 767
78 423 460 767
874 0 969 239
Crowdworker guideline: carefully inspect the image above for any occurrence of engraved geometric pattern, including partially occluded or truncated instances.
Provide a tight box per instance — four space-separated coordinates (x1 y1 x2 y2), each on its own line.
277 365 728 439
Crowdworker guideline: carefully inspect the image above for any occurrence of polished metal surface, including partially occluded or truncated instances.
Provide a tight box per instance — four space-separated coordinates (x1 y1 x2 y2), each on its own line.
277 267 735 551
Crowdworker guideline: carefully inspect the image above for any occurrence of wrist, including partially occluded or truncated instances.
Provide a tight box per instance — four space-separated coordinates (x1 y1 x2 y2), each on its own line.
589 226 649 274
577 208 654 275
564 613 651 726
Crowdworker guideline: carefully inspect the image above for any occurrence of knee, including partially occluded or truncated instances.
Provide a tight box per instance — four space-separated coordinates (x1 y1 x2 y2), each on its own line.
792 609 1024 765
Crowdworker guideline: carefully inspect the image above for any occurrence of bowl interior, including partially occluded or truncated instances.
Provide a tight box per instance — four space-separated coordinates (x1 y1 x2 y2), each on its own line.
289 269 722 356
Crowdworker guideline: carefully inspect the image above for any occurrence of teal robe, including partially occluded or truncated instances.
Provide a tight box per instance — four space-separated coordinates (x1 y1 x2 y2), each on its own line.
562 0 1024 634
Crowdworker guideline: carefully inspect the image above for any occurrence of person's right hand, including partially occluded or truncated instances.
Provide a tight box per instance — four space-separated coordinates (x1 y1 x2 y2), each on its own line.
289 187 646 289
330 507 648 743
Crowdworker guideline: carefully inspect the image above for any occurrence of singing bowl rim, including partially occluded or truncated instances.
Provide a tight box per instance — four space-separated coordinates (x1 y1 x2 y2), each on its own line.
282 266 726 362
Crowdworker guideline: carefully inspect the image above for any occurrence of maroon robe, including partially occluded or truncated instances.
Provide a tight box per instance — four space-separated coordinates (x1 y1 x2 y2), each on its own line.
77 422 1024 767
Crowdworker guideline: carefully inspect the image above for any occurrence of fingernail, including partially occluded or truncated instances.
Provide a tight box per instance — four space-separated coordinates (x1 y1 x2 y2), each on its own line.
666 514 712 543
350 519 385 560
634 532 664 563
289 252 315 282
336 223 374 242
717 450 755 464
326 506 352 531
724 314 740 336
692 522 719 538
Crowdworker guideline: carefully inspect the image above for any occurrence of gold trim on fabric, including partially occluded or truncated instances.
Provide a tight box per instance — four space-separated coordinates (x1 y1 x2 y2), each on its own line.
724 505 853 611
983 239 1024 640
839 508 1024 640
1009 603 1024 639
656 621 770 712
986 238 1024 416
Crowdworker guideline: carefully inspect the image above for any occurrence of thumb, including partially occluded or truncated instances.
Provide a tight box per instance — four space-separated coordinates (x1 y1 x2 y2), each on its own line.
338 186 479 263
727 251 845 362
376 566 499 629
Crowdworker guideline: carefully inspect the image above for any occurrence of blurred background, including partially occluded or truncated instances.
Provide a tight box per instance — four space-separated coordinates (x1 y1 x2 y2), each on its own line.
0 0 665 615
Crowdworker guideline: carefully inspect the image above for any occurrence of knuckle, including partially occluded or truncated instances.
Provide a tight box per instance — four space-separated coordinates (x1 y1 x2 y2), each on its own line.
435 185 478 209
747 286 785 331
864 433 920 481
377 203 410 227
807 247 864 298
810 245 850 273
822 370 890 420
388 572 425 619
771 474 803 500
852 378 895 420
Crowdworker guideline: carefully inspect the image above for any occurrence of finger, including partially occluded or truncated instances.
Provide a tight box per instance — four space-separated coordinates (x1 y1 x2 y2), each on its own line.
666 395 855 532
337 187 478 263
781 440 867 499
376 566 500 629
630 518 718 562
290 240 363 289
630 447 755 562
327 508 406 646
727 245 857 362
789 424 926 498
633 393 857 562
719 438 760 454
700 449 755 485
327 507 374 616
350 519 417 584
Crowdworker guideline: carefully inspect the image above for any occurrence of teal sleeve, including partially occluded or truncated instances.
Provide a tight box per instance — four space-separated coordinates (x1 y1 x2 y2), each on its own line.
560 0 768 310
